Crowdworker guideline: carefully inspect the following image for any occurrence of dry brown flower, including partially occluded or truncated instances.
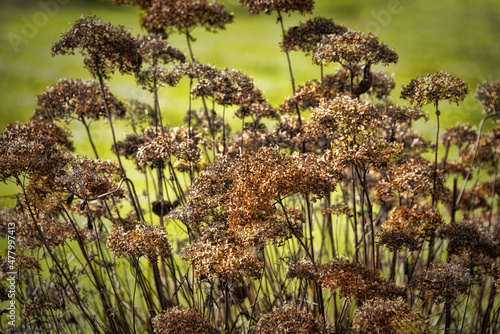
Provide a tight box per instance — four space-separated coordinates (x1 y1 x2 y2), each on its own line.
51 15 141 80
16 213 77 249
152 305 219 334
281 17 346 55
22 293 64 319
474 80 500 114
0 121 72 183
379 204 443 253
317 258 404 301
240 0 314 16
412 263 470 303
441 124 477 149
253 302 333 334
353 297 430 334
141 0 233 35
286 257 320 281
313 29 398 66
107 221 171 262
35 79 126 123
401 72 468 107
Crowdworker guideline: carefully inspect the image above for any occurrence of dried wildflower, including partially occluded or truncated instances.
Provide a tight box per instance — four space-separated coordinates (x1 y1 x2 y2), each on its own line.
136 126 202 167
253 302 333 334
412 263 470 303
441 123 477 150
116 133 148 165
401 72 468 107
474 80 500 114
318 258 404 301
375 156 446 204
15 253 41 272
286 258 320 281
379 204 443 253
35 79 126 122
142 0 233 35
107 221 171 262
52 16 141 80
240 0 314 15
313 29 398 66
460 129 499 169
0 121 71 182
152 305 218 334
281 17 346 55
322 203 352 217
353 297 430 334
56 157 124 200
22 294 64 319
439 219 499 270
137 34 185 63
17 213 76 249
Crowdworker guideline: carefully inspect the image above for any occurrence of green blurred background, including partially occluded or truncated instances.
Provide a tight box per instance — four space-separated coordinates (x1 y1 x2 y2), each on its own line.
0 0 499 205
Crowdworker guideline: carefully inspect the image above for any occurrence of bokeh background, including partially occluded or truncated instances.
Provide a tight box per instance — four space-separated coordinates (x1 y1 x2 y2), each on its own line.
1 0 499 204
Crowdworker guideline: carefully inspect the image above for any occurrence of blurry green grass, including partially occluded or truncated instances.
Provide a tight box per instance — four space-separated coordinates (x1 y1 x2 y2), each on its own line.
0 0 499 205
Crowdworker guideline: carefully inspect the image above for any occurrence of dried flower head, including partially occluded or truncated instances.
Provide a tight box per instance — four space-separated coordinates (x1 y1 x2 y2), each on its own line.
22 293 64 319
107 221 171 262
474 80 500 114
401 72 468 107
17 213 77 249
0 121 72 182
281 17 346 55
441 123 477 149
317 258 404 301
240 0 314 16
253 302 333 334
353 297 430 334
152 305 219 334
142 0 233 35
35 79 126 122
412 263 470 303
313 29 398 66
379 204 443 253
52 16 141 79
286 258 320 281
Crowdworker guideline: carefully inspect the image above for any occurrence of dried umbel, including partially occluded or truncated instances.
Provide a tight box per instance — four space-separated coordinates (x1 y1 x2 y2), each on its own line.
313 29 398 66
152 305 219 334
107 221 171 263
317 259 404 301
240 0 314 16
375 155 446 204
142 0 233 35
281 17 346 55
441 123 477 149
22 293 64 319
17 213 77 250
52 16 141 80
412 263 470 303
137 35 186 64
136 126 202 168
253 302 333 334
474 80 500 114
353 297 430 334
286 258 320 281
0 121 72 183
401 72 469 107
35 79 126 122
439 219 499 270
379 204 443 253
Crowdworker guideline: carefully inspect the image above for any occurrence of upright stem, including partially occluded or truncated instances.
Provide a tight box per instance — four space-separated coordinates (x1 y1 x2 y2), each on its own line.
80 116 99 159
432 102 440 206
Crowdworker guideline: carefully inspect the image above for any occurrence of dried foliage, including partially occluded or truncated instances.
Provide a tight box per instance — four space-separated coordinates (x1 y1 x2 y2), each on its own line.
152 305 219 334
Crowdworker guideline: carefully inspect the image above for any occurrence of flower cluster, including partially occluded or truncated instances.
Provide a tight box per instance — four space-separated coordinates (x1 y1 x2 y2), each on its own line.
353 297 430 334
107 221 171 262
313 29 398 66
474 80 500 114
152 305 219 334
239 0 314 16
401 72 469 107
52 16 141 79
412 263 471 303
379 204 443 253
280 17 346 55
35 79 126 122
253 302 333 334
141 0 233 35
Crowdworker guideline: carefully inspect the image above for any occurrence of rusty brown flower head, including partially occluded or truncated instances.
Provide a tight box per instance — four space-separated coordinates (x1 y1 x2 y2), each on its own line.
412 263 470 303
474 80 500 115
52 16 141 80
401 72 468 107
107 221 171 263
281 17 346 55
313 29 398 66
152 305 219 334
353 297 430 334
253 302 333 334
142 0 233 35
35 79 126 122
239 0 314 15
